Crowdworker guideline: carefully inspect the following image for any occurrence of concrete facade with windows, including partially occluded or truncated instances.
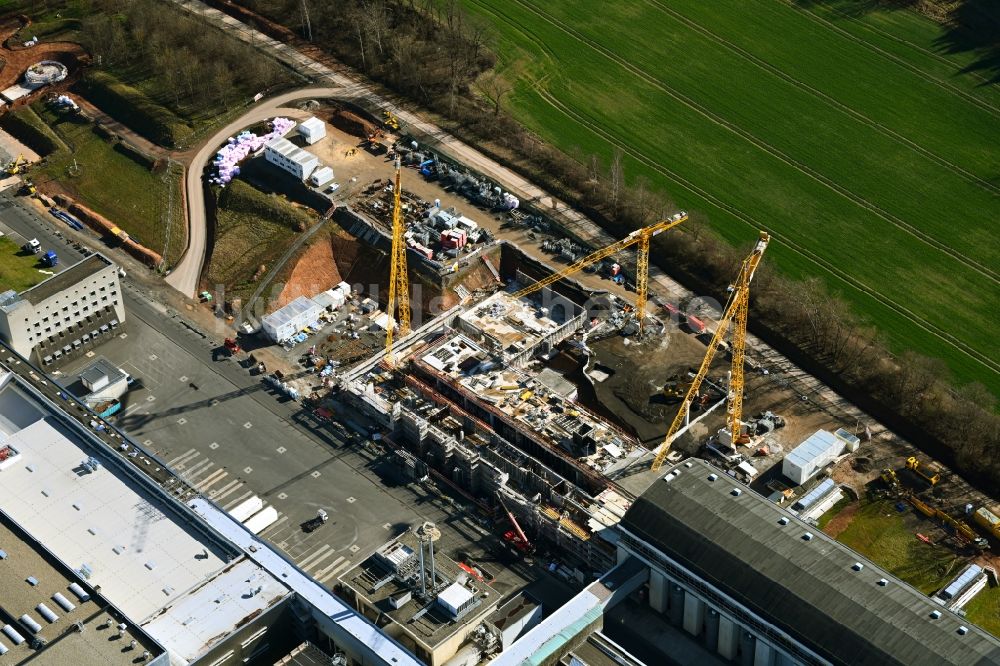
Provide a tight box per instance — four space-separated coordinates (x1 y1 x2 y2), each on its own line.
0 253 124 364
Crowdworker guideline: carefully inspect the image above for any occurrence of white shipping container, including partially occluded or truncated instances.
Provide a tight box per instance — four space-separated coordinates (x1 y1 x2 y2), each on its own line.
243 506 279 534
229 495 264 522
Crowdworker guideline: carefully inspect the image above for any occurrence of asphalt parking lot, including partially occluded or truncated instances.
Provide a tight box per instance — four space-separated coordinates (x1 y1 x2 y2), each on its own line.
1 188 533 595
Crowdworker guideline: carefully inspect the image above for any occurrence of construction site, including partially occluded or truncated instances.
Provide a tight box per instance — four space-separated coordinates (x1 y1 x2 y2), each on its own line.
203 102 1000 652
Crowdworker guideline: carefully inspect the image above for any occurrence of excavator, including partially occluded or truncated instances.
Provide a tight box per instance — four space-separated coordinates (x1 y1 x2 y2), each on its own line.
651 232 770 471
5 153 28 175
512 213 688 334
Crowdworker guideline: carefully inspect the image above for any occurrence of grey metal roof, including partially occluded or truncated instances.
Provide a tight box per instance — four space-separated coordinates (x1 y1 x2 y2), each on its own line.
20 254 112 306
79 356 125 388
619 459 1000 666
785 429 841 468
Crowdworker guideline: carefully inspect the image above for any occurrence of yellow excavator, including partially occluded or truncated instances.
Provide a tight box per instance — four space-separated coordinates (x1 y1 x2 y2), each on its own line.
5 153 28 175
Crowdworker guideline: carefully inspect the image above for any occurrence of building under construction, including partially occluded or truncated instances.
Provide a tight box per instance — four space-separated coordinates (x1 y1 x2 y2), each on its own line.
339 244 676 576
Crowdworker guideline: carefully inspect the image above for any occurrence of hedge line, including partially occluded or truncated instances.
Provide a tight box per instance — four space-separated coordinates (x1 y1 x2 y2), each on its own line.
78 70 192 148
0 106 62 155
219 179 314 231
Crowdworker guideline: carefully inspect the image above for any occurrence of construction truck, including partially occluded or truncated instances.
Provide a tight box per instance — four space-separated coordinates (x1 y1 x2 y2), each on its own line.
906 456 941 487
974 507 1000 540
22 238 41 254
41 250 58 267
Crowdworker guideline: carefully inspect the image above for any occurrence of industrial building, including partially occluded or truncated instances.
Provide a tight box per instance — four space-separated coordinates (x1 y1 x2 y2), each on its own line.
338 529 506 666
0 355 428 666
599 458 1000 666
265 137 320 180
65 355 129 416
0 253 124 365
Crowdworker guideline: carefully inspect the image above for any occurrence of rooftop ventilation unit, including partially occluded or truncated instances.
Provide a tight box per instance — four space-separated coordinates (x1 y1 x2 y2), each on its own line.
877 579 888 587
778 517 789 526
852 563 864 572
730 488 742 497
707 474 718 482
958 626 969 635
802 532 814 541
930 610 942 619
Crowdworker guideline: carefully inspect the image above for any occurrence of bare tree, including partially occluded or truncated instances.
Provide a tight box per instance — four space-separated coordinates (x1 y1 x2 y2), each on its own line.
474 71 512 116
608 148 624 219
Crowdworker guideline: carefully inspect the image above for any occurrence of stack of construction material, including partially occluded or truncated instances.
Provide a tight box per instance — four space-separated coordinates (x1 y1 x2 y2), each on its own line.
210 116 295 186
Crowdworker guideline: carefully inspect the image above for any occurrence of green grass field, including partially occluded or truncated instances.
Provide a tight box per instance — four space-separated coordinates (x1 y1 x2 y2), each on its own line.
0 236 48 293
964 584 1000 637
461 0 1000 394
834 500 961 595
31 104 187 268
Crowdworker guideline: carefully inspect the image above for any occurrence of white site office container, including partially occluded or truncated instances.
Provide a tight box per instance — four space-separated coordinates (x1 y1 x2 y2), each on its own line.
243 506 279 534
229 495 264 522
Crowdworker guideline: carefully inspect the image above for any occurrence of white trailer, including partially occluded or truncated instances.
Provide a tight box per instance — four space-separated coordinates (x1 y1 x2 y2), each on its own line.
229 495 264 522
243 506 279 534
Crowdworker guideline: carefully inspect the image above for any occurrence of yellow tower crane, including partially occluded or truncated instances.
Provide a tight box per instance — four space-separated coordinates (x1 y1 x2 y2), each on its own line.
384 157 411 365
651 232 770 471
511 212 688 333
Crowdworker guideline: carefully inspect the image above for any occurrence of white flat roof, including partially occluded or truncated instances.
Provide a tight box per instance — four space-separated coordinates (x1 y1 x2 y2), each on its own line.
0 411 230 621
266 137 319 167
299 117 325 133
141 559 289 664
786 429 840 468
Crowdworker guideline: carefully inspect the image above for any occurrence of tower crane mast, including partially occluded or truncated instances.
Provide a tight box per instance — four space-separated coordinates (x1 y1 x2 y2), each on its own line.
385 157 411 365
511 213 687 333
651 232 770 471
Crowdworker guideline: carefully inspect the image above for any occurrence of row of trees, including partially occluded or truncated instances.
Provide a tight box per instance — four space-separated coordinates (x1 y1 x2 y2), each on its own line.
242 0 493 107
235 0 998 487
79 0 286 123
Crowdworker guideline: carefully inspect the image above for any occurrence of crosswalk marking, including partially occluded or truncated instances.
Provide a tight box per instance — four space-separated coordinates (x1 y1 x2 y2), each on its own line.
306 550 341 574
296 544 332 570
174 453 206 472
318 558 353 584
167 448 199 466
182 459 214 481
196 469 228 492
313 556 345 580
211 479 243 501
223 490 254 510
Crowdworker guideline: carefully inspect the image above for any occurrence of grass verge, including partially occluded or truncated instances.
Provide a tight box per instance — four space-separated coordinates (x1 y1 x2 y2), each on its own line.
0 236 48 292
31 102 186 268
835 499 961 594
205 179 315 303
964 585 1000 638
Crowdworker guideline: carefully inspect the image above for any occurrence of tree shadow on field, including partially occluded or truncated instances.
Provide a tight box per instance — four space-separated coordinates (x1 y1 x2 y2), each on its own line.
794 0 1000 84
